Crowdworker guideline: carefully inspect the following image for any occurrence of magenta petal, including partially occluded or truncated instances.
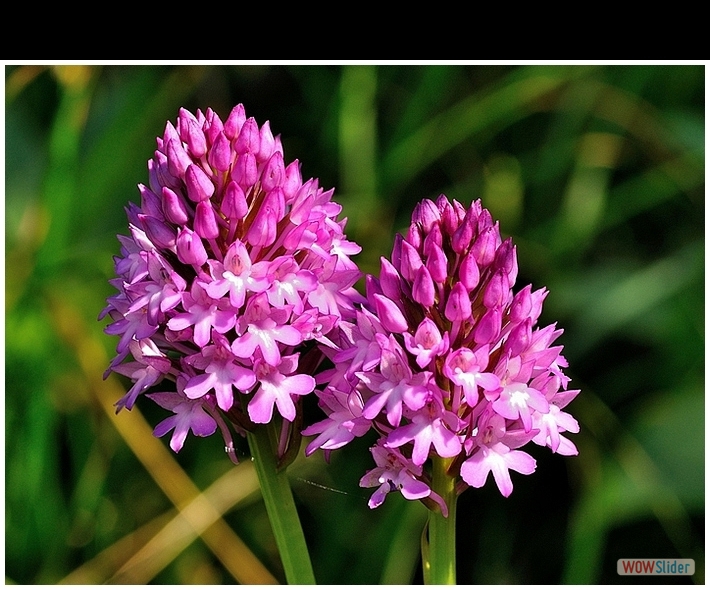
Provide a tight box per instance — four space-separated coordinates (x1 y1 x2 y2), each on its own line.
283 374 316 396
432 424 462 458
399 476 430 500
461 449 493 490
232 332 258 360
188 406 218 437
248 387 276 424
272 324 303 347
169 421 190 453
184 373 216 399
489 453 514 497
506 449 537 476
477 372 501 392
368 483 389 509
153 414 179 439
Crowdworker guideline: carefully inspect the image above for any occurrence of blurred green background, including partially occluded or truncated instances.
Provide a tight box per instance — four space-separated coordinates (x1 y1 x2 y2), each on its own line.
5 63 704 584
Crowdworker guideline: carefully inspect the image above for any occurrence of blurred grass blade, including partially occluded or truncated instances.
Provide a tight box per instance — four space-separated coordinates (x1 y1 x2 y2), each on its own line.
381 65 597 193
380 500 428 584
61 462 263 584
568 241 703 356
36 66 95 273
564 389 697 583
109 462 263 584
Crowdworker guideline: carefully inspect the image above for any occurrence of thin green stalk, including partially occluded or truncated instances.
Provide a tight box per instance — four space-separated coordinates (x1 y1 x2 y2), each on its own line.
424 456 457 584
247 423 316 584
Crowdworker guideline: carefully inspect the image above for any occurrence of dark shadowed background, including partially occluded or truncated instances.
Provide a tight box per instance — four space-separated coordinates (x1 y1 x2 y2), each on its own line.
5 63 704 584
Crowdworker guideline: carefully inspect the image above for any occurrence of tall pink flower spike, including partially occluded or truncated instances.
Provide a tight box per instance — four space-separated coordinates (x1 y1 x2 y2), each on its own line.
101 105 363 464
304 195 580 512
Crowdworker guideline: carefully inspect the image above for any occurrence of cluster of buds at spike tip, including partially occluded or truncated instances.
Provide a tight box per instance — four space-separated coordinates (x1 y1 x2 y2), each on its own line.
100 105 362 464
303 195 580 511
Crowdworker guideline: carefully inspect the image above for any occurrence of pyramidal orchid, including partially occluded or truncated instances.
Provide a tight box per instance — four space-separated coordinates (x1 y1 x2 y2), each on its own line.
303 194 580 582
100 105 363 584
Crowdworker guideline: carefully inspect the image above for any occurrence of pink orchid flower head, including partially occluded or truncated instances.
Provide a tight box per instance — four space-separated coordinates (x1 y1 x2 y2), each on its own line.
306 194 580 512
101 105 362 463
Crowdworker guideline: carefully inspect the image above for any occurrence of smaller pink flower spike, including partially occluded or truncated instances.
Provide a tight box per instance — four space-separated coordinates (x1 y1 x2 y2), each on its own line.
306 194 580 512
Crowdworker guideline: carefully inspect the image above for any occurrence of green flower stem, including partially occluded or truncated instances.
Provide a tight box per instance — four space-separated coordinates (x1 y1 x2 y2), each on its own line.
247 423 316 585
424 456 458 584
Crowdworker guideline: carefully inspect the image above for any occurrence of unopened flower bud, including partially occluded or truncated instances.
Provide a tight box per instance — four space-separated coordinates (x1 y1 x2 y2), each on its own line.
203 108 224 145
235 117 260 155
246 192 280 247
459 250 480 290
151 150 179 194
223 104 246 140
509 284 532 324
506 318 532 356
208 131 232 172
379 257 403 301
483 269 509 309
406 222 423 251
185 164 215 203
262 151 285 193
470 224 500 267
140 214 176 250
473 306 502 344
413 198 441 233
494 238 518 285
439 195 459 237
282 160 302 202
179 108 207 158
194 200 219 239
445 281 472 321
451 207 476 254
412 265 436 307
166 138 192 178
373 294 409 333
139 184 163 220
221 181 248 220
424 241 448 283
257 121 275 163
176 227 208 265
232 152 258 190
399 239 423 282
161 187 190 225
